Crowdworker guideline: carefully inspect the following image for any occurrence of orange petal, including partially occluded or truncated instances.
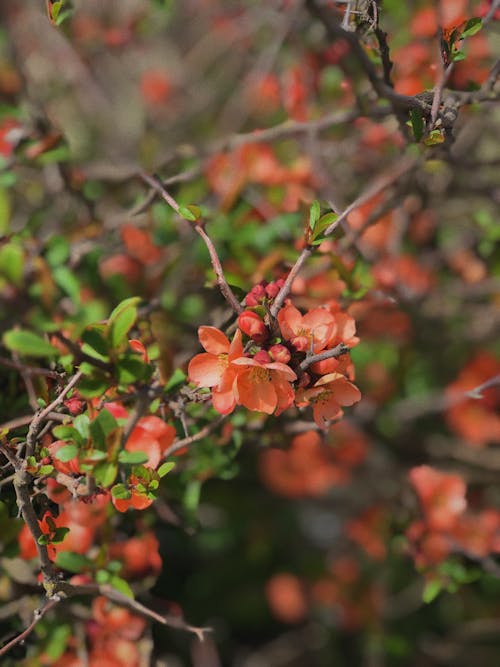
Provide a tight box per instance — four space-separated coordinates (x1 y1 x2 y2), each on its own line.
235 371 277 414
188 353 226 387
198 326 230 354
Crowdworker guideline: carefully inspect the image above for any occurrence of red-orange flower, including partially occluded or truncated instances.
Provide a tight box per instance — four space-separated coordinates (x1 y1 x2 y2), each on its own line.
278 304 335 353
296 372 361 428
232 350 296 415
409 465 467 532
188 326 243 414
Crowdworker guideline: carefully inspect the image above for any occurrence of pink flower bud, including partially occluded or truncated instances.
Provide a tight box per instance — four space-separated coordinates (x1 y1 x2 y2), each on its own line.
254 350 271 364
269 344 291 364
238 310 269 343
265 282 280 298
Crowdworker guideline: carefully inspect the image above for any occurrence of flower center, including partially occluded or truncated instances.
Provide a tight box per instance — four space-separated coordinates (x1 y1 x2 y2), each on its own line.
250 367 271 383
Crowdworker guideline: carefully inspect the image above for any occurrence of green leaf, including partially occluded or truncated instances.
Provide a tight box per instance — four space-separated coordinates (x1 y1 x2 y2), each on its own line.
111 483 131 499
451 51 466 62
73 414 90 440
158 461 175 477
118 450 149 465
37 534 51 546
0 187 11 234
54 444 78 462
53 266 81 304
89 409 118 448
107 297 141 349
55 551 91 573
178 205 199 221
109 575 134 599
409 108 424 142
50 1 63 20
93 461 117 487
38 464 54 476
461 17 482 38
81 326 109 361
3 329 59 358
51 527 70 544
52 425 83 445
165 368 187 392
45 236 70 267
309 200 321 230
45 624 71 660
116 357 149 384
78 375 110 398
423 579 442 603
0 241 24 286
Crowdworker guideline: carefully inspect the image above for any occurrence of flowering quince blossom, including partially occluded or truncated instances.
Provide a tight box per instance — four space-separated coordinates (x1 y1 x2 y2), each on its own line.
188 326 244 414
296 372 361 429
277 303 335 353
232 350 297 415
409 465 467 532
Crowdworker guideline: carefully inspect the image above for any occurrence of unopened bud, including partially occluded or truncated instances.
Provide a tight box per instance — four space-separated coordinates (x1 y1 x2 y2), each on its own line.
269 344 291 364
238 310 269 343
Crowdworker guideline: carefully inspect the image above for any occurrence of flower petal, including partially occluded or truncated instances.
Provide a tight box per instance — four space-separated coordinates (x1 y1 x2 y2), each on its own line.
188 352 226 387
235 370 277 414
198 326 230 354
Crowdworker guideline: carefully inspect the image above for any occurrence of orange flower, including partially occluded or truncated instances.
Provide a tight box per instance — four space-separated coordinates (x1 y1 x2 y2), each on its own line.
232 350 296 415
409 465 466 531
296 372 361 428
277 304 335 353
188 326 243 414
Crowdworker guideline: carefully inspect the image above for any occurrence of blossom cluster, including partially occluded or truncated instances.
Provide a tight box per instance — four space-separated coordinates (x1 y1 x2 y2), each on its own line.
188 280 361 428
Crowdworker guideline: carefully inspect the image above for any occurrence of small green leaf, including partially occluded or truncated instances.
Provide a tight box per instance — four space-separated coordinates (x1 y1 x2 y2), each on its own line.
89 409 118 448
451 51 466 62
38 464 54 476
158 461 175 477
423 579 442 603
54 444 78 462
73 414 90 440
37 534 51 546
0 242 24 286
309 200 321 230
78 375 110 398
3 330 59 358
461 17 482 38
107 298 140 349
116 357 149 384
51 527 70 544
409 108 424 142
109 575 134 599
93 462 118 487
53 266 81 304
118 450 149 465
81 325 109 360
52 425 83 445
111 483 131 499
165 368 187 392
55 551 91 573
178 205 198 221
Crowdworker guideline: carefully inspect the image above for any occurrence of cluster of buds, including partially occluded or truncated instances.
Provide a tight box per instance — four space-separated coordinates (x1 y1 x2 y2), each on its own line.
245 279 285 306
188 289 361 429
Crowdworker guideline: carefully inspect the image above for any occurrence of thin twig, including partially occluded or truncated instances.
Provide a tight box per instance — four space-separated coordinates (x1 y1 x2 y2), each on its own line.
138 172 243 315
297 343 350 374
163 415 226 458
0 599 59 659
25 371 83 458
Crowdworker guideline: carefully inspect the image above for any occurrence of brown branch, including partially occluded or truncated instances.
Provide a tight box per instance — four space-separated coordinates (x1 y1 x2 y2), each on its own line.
297 343 350 374
0 599 59 659
271 154 417 316
139 172 243 315
305 0 428 113
163 415 226 458
55 582 210 641
25 370 83 458
0 411 69 433
0 356 61 379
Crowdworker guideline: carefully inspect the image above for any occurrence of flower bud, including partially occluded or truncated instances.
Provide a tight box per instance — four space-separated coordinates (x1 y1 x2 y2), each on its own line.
238 310 269 343
254 350 271 364
269 344 291 364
